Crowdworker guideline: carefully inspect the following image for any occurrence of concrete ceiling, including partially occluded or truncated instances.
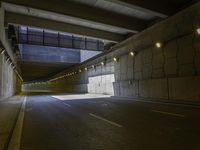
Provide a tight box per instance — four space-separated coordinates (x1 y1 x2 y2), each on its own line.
72 0 156 19
71 0 165 19
2 0 195 42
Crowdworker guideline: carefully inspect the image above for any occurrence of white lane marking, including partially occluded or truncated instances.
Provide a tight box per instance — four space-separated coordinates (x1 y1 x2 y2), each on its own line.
89 113 123 128
8 96 27 150
151 110 185 117
62 102 71 107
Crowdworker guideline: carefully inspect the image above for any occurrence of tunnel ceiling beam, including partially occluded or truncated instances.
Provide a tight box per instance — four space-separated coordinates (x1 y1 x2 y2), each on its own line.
2 1 147 33
105 0 173 18
5 12 125 43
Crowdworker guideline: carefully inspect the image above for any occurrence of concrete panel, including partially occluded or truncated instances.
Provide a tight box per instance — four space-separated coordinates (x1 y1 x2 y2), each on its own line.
114 60 120 70
143 48 153 64
127 56 134 67
75 84 88 93
127 66 133 80
87 74 114 95
134 52 143 72
164 58 177 76
193 35 200 75
119 80 138 97
114 69 120 81
179 64 195 76
148 25 164 43
113 82 120 96
162 20 178 41
142 63 152 79
152 53 164 69
139 78 168 99
120 56 128 77
169 76 200 101
164 40 178 59
176 11 195 35
134 71 142 80
133 32 153 50
152 68 164 78
177 35 195 65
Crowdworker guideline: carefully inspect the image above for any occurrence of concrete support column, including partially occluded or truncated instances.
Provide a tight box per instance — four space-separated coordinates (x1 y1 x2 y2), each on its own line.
1 54 6 98
0 53 3 99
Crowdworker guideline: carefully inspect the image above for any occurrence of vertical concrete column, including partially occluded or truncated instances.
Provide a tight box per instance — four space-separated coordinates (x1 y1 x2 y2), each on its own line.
1 54 6 98
0 53 3 99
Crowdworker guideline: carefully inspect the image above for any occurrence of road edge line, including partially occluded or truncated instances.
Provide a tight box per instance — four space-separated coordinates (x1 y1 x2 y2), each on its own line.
8 96 27 150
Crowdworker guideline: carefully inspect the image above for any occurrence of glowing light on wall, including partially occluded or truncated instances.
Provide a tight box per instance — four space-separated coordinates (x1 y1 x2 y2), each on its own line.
155 42 162 48
113 57 118 62
197 28 200 35
130 51 136 56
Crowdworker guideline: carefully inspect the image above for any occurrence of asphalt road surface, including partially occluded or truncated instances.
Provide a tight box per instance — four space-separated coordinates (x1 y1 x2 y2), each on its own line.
20 94 200 150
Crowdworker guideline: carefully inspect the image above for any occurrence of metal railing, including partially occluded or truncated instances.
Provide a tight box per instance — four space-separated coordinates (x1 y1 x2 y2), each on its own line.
18 32 104 51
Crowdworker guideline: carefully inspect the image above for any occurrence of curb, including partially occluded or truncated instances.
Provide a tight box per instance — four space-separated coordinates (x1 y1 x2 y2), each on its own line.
4 96 26 150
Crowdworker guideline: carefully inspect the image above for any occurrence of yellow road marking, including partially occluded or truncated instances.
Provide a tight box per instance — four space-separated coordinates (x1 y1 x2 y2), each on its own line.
152 110 185 117
89 113 123 128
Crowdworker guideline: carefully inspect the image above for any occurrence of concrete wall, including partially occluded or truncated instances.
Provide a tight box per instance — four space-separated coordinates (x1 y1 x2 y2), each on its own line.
110 2 200 103
0 7 22 100
0 52 22 100
24 2 200 103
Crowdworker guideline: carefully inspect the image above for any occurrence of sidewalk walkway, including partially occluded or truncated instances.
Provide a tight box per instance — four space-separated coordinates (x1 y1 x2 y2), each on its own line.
0 96 24 150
